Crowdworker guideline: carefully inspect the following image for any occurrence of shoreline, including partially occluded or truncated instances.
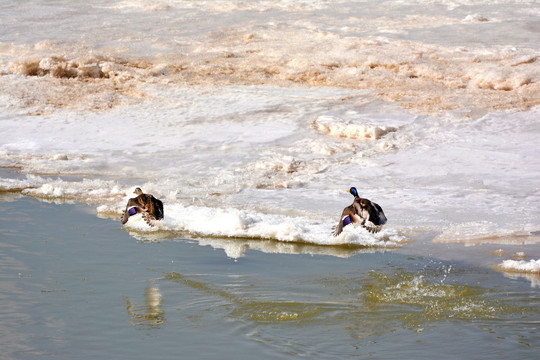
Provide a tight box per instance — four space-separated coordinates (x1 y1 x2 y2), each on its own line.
2 174 539 286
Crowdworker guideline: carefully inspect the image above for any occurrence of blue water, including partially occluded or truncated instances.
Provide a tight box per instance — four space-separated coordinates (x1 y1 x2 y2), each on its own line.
1 195 539 359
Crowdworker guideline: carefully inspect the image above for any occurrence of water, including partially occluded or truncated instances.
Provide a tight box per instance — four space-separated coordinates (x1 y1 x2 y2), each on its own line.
1 0 539 357
1 195 539 359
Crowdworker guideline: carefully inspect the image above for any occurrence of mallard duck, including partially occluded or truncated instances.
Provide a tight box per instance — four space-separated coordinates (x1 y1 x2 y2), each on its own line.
121 187 164 226
333 187 387 236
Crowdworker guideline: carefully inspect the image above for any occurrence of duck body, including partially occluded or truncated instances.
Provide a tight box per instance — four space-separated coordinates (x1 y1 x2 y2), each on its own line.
121 187 164 226
333 187 387 236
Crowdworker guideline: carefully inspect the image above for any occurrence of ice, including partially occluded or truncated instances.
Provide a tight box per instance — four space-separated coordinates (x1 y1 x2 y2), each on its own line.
0 0 539 250
498 259 540 274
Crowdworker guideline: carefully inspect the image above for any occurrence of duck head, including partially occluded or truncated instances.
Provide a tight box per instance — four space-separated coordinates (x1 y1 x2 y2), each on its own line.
347 187 359 197
134 187 144 195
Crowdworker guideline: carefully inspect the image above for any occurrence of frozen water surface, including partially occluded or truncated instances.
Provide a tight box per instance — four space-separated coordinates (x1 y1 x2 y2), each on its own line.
1 0 539 357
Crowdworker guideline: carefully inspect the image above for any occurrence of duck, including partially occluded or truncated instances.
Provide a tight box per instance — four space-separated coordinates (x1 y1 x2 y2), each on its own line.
121 187 164 226
333 187 387 236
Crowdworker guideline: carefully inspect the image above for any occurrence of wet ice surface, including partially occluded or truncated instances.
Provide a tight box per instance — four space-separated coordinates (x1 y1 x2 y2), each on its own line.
0 89 538 247
1 196 539 359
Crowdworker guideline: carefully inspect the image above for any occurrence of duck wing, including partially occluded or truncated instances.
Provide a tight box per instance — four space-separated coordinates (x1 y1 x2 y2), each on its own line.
154 198 164 220
363 223 383 233
358 200 385 233
333 205 355 236
365 201 386 226
374 202 387 225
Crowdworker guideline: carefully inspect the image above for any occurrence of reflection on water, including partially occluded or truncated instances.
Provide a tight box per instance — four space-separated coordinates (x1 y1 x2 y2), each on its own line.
163 267 540 336
164 272 336 324
130 232 389 259
196 237 388 259
500 272 540 289
124 282 165 328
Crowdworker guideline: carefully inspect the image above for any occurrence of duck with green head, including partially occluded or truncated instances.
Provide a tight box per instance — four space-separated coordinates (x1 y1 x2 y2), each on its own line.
333 187 387 236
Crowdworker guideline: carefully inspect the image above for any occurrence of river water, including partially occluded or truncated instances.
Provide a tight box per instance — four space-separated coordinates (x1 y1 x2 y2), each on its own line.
1 191 539 359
